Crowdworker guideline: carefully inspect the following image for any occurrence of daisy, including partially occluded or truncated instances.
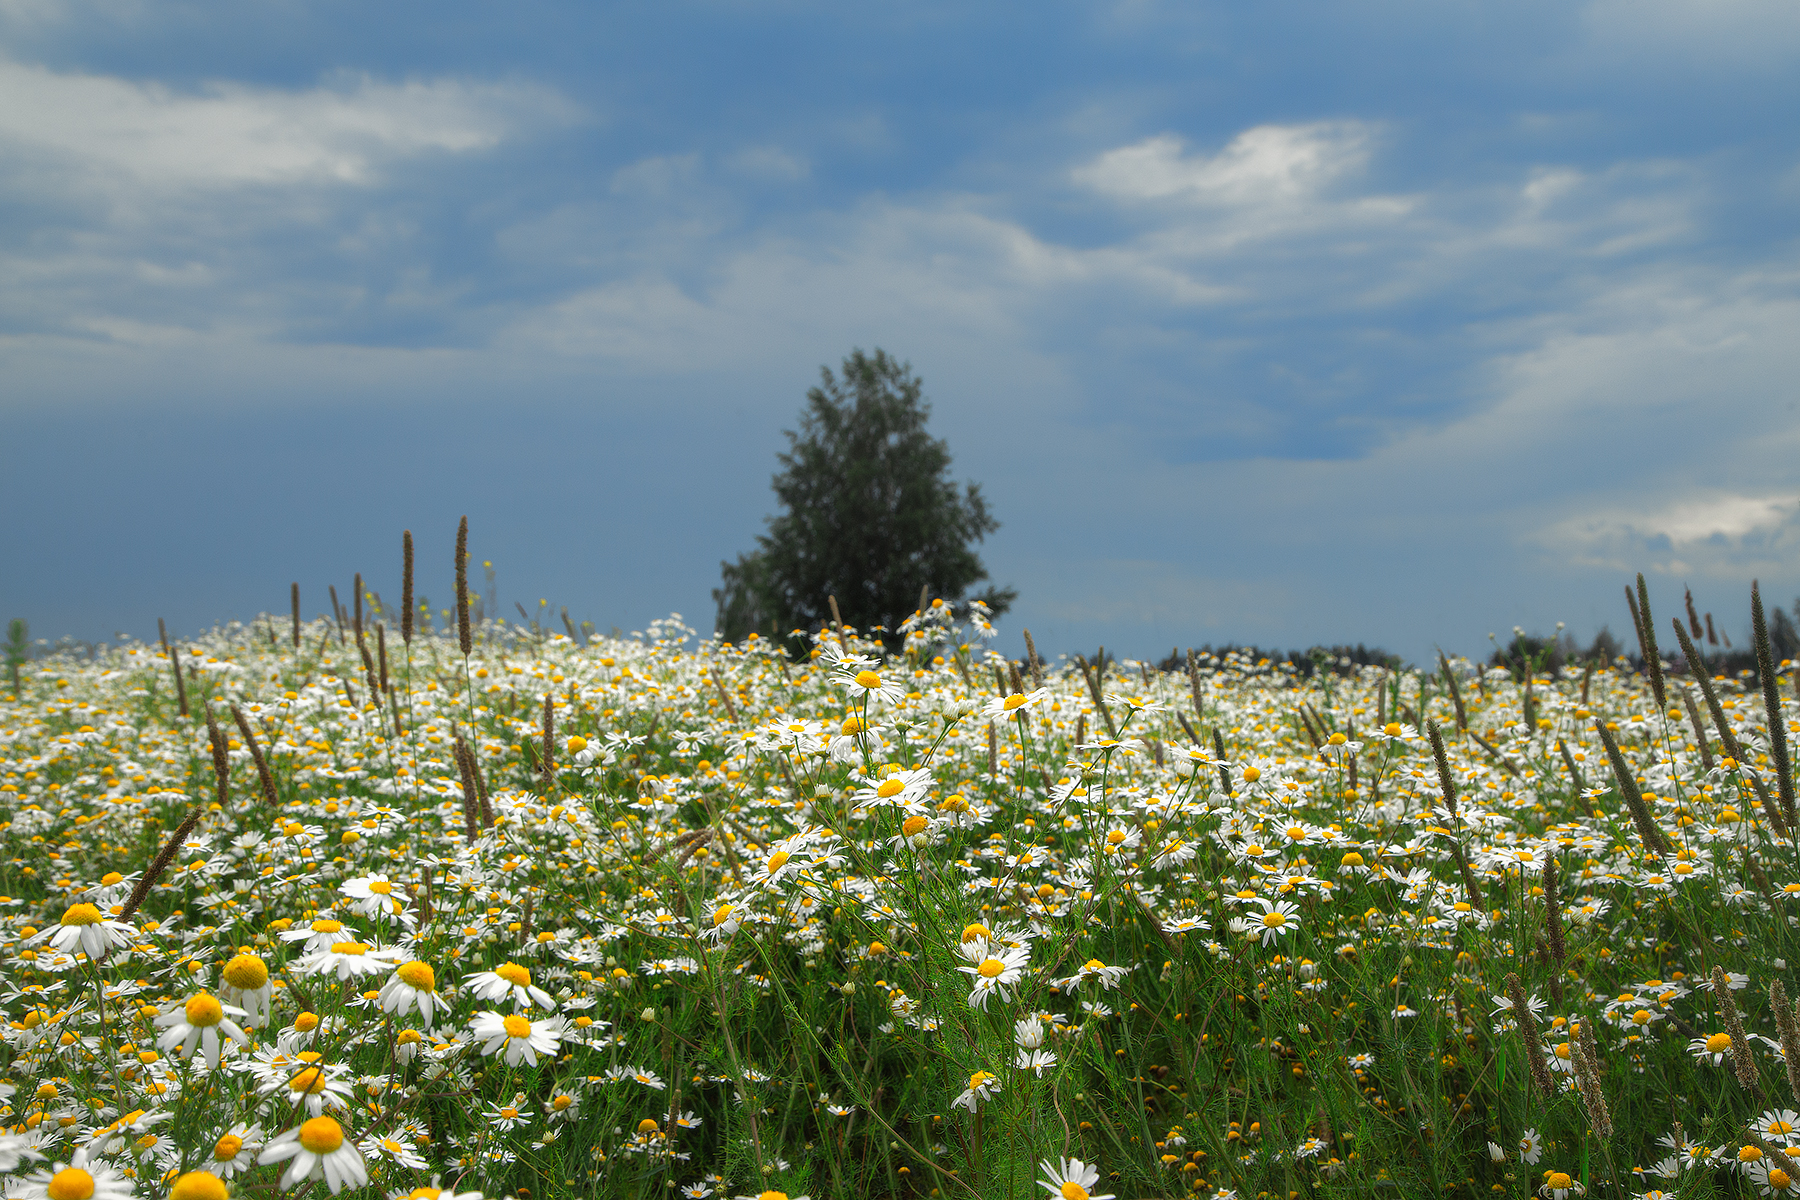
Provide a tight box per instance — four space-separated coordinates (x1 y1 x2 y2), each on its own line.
15 1147 134 1200
1060 959 1129 991
295 941 404 981
380 961 449 1029
339 873 409 920
1014 1048 1057 1075
981 687 1049 721
391 1178 485 1200
167 1172 230 1200
1038 1156 1116 1200
956 940 1031 1009
466 962 557 1011
266 1061 356 1115
361 1130 430 1170
1691 1032 1737 1066
469 1010 565 1067
1518 1129 1544 1165
205 1122 261 1178
279 916 360 955
258 1116 369 1194
218 953 274 1027
837 663 907 707
1758 1109 1800 1143
1229 898 1302 947
1540 1168 1585 1199
32 904 135 962
153 993 250 1070
951 1069 1002 1112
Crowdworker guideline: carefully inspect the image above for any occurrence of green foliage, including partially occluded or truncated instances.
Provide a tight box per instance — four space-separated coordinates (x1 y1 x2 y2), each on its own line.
715 348 1013 648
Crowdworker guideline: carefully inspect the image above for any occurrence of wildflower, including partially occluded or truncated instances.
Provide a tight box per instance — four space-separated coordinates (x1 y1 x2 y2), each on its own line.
1519 1129 1544 1165
295 940 404 981
956 939 1031 1009
952 1069 1002 1112
258 1115 369 1194
266 1061 356 1115
1015 1048 1057 1075
15 1147 133 1200
392 1179 485 1200
339 873 409 920
153 993 250 1070
168 1172 230 1200
852 766 933 811
279 916 359 954
1229 898 1302 946
838 663 906 706
205 1123 261 1178
1693 1032 1736 1066
1038 1156 1116 1200
981 687 1049 720
380 961 449 1029
470 1010 566 1067
1541 1168 1584 1198
32 903 135 961
219 952 274 1026
466 962 557 1011
1061 958 1129 990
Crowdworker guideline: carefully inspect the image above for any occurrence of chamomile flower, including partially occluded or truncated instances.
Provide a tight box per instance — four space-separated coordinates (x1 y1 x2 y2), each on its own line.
982 687 1049 721
16 1148 133 1200
32 904 135 962
204 1123 261 1178
838 664 907 707
296 940 404 981
380 961 449 1029
465 962 556 1011
469 1010 565 1067
167 1171 231 1200
153 992 250 1070
218 952 274 1026
258 1115 369 1194
339 874 409 920
1037 1156 1115 1200
955 939 1030 1009
390 1178 485 1200
279 916 359 955
951 1069 1002 1112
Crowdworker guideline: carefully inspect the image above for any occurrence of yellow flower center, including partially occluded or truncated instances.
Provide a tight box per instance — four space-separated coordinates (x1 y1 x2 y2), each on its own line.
1772 1167 1793 1190
1633 1010 1652 1025
328 942 369 955
310 919 342 934
169 1171 229 1200
566 735 587 753
712 905 735 927
1106 830 1127 846
500 1107 519 1120
397 1030 423 1045
294 1011 319 1032
1341 852 1364 867
298 1115 344 1153
367 881 393 894
876 779 905 798
60 904 103 927
222 953 268 990
968 1071 994 1090
552 1095 574 1110
1061 1185 1090 1200
403 1190 444 1199
765 851 791 873
1083 958 1106 972
101 871 124 886
213 1134 243 1160
1707 1032 1733 1053
854 670 882 689
1546 1172 1572 1189
1262 912 1287 928
962 923 990 943
396 961 436 991
637 1118 660 1133
840 716 865 735
495 962 531 986
978 958 1006 979
758 1193 789 1200
46 1168 95 1200
289 1067 331 1094
901 815 928 837
1004 694 1028 710
1743 1145 1767 1162
1241 766 1261 783
183 993 224 1027
503 1015 533 1039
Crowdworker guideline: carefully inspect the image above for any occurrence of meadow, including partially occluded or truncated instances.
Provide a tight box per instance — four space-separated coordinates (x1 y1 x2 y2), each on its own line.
2 566 1797 1200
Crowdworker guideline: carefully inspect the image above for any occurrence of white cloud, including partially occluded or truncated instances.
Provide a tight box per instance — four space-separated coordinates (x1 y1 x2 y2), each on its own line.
0 59 572 191
1072 123 1373 206
727 145 809 182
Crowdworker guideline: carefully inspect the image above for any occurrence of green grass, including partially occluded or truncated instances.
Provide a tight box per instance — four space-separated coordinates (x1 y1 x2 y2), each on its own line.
0 600 1794 1200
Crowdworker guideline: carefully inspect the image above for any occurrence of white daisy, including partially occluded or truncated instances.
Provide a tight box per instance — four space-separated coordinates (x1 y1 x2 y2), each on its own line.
16 1147 134 1200
258 1116 369 1195
465 962 556 1011
32 904 135 962
218 953 274 1027
380 961 449 1029
1037 1156 1115 1200
469 1010 565 1067
153 993 250 1070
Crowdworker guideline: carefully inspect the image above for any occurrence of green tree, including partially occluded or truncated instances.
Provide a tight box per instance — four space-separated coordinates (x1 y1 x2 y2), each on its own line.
715 348 1014 648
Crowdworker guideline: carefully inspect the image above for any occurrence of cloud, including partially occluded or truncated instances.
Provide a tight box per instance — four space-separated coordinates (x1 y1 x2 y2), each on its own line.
1536 493 1800 574
727 145 809 181
1072 123 1373 206
0 59 573 191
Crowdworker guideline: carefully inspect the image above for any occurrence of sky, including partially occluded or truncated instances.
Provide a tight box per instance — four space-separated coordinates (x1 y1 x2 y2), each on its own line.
3 0 1799 667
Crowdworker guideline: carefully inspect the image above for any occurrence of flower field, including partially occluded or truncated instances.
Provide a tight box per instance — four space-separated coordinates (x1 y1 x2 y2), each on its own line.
3 577 1800 1200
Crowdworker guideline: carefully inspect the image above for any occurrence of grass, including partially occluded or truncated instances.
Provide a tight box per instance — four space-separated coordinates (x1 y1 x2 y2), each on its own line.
0 585 1795 1200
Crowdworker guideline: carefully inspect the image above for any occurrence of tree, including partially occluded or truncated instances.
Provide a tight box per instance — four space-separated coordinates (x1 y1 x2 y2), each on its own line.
714 348 1014 649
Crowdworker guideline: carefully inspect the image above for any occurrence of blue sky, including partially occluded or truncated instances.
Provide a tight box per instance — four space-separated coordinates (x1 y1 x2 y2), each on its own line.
4 0 1799 665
